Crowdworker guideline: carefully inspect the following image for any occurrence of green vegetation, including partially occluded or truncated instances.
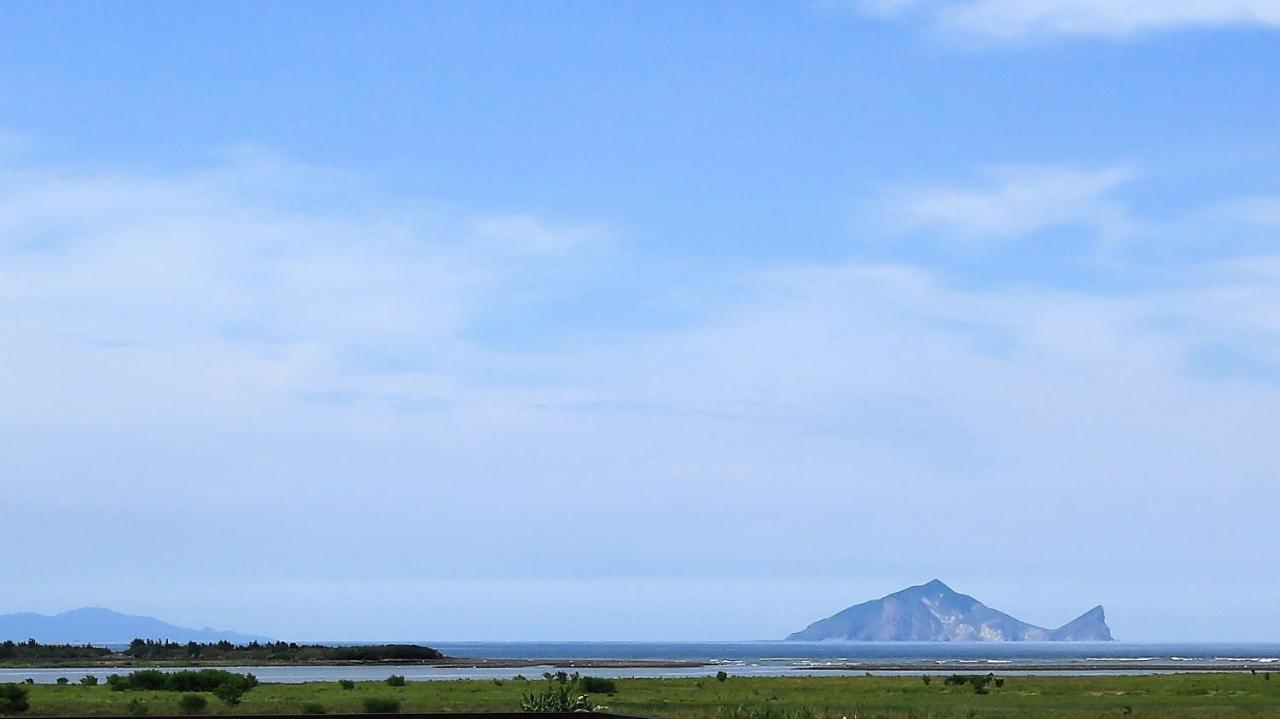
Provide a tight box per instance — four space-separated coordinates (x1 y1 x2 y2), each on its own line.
106 670 259 694
178 694 207 715
12 673 1280 718
384 676 406 687
519 683 595 713
578 676 617 694
0 683 31 714
0 640 443 667
360 697 400 714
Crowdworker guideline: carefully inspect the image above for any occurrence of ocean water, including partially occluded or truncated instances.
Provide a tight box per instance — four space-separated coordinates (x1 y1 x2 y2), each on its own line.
4 641 1278 684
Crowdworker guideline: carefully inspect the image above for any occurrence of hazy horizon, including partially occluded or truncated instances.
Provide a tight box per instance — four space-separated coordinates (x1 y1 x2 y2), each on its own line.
3 2 1279 644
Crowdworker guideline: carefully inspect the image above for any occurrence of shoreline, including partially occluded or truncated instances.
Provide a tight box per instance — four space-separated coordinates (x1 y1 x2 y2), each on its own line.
0 658 712 670
3 658 1276 673
796 661 1278 673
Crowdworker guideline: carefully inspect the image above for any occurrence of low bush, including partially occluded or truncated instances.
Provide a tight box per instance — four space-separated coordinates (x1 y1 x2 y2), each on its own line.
178 694 207 715
716 671 729 682
302 702 328 715
339 679 356 690
362 697 401 714
108 669 259 697
80 676 99 687
578 676 617 694
55 678 69 686
0 684 31 714
385 675 406 687
126 699 148 716
213 683 246 706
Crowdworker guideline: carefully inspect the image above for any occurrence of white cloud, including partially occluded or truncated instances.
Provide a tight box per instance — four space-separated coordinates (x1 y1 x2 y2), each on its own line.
3 153 1279 639
852 0 1280 40
881 164 1136 243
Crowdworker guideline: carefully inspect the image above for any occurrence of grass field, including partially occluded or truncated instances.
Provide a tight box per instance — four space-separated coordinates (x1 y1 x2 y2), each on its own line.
12 674 1280 719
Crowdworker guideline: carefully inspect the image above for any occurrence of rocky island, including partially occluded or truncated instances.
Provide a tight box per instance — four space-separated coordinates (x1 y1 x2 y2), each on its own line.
787 579 1112 641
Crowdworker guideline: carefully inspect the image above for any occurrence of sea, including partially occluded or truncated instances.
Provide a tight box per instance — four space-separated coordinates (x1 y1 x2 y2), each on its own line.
5 641 1279 684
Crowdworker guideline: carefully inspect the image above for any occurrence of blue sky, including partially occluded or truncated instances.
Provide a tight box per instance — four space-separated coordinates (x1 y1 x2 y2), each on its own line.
2 1 1279 642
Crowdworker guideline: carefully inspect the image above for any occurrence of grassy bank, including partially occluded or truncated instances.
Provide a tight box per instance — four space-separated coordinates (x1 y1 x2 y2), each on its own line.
11 674 1280 719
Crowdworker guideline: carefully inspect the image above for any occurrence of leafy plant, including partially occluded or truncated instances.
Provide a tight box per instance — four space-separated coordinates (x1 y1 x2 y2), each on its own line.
126 699 148 716
80 676 99 687
302 702 328 714
716 671 729 682
385 675 406 687
520 683 595 713
339 680 356 690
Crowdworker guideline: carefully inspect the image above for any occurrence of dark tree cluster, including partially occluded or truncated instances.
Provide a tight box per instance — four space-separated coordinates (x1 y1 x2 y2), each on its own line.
120 639 443 663
0 640 113 662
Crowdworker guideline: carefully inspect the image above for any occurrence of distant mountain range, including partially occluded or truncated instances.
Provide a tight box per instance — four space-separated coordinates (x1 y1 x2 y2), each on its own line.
787 579 1113 642
0 608 268 644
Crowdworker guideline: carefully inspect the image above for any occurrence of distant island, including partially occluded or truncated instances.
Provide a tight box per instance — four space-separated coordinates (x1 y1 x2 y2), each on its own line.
787 579 1113 641
0 608 268 645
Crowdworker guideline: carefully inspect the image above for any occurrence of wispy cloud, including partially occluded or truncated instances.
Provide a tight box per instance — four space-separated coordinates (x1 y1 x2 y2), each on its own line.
4 151 1280 640
846 0 1280 40
880 164 1136 244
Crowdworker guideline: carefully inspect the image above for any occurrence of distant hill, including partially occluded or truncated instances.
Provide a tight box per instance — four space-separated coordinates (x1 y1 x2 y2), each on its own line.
0 608 268 644
787 579 1113 642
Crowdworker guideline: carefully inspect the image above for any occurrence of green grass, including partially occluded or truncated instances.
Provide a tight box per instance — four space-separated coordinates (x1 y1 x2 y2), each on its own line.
12 674 1280 719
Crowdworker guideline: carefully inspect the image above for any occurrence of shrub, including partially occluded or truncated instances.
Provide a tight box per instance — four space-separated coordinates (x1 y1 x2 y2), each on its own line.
921 675 932 685
126 699 148 716
80 676 99 686
385 675 406 687
302 702 328 715
56 677 69 686
967 675 993 695
213 682 246 706
362 697 401 714
339 679 356 690
715 671 729 682
994 677 1005 688
107 669 259 694
0 684 31 714
577 676 617 694
512 674 527 682
178 694 208 715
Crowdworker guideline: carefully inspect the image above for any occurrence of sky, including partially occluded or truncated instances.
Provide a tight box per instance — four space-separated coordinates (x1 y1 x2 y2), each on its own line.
1 1 1279 643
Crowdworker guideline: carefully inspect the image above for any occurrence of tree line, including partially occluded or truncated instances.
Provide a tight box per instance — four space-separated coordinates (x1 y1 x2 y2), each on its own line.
0 638 444 663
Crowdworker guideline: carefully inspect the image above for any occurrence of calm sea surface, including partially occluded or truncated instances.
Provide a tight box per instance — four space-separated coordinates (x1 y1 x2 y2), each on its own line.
4 642 1278 684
